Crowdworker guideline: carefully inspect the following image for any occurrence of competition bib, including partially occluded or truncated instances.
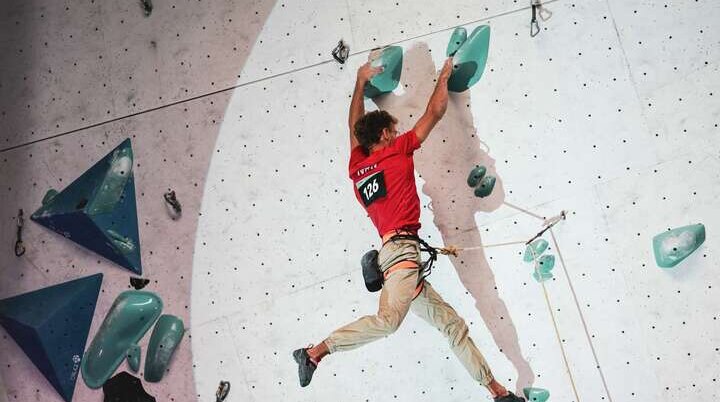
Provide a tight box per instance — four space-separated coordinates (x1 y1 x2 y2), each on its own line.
356 171 387 207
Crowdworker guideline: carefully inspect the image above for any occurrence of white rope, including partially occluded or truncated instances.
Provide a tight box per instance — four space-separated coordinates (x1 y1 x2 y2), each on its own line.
428 207 582 400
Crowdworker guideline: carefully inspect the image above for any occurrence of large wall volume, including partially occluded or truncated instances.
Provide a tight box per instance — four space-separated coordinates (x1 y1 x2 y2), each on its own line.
1 1 719 402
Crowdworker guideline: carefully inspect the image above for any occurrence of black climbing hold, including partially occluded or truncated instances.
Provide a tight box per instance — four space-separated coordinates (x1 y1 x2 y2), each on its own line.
141 0 153 17
130 277 150 290
103 371 156 402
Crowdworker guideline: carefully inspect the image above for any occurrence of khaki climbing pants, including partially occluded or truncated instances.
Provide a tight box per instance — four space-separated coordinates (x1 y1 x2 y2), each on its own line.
325 237 495 386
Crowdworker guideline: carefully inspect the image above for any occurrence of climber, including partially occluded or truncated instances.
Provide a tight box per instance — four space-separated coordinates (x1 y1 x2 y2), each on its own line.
292 58 526 402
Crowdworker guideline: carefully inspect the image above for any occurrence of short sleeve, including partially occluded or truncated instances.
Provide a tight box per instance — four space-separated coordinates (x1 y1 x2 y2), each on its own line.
349 145 367 169
393 130 421 155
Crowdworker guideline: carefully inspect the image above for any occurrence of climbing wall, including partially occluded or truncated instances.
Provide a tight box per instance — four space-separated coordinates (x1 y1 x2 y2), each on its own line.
0 0 278 400
192 0 720 401
1 0 718 402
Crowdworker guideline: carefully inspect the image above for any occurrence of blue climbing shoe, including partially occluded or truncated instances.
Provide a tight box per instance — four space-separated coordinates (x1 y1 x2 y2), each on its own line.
292 347 317 387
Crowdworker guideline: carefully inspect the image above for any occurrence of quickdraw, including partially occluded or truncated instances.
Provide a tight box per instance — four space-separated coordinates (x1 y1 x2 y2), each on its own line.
215 380 230 402
531 0 541 37
163 189 182 217
14 209 25 257
530 0 553 37
331 40 350 64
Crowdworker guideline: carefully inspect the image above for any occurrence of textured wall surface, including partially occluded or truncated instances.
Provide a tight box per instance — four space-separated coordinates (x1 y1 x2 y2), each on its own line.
0 0 276 401
1 0 719 401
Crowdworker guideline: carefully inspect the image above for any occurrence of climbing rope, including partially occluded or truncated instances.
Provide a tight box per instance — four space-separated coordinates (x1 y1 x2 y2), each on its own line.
432 210 568 256
424 207 583 401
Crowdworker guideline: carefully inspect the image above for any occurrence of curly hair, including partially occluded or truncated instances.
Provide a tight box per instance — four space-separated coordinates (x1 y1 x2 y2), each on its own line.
353 110 397 155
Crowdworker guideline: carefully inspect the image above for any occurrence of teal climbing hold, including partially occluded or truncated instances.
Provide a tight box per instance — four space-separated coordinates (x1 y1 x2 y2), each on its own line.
652 223 706 268
364 46 403 98
446 27 468 57
523 387 550 402
448 25 491 92
467 165 487 187
473 175 496 198
144 315 185 382
524 239 549 262
42 189 59 205
127 344 141 373
532 271 553 282
0 274 102 402
31 139 143 274
81 290 163 389
537 254 555 272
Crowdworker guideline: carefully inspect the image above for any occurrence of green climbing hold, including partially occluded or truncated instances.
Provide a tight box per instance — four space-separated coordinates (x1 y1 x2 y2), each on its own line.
144 315 185 382
523 239 549 262
446 27 468 57
42 189 59 205
364 46 403 98
523 387 550 402
127 344 141 373
81 290 163 389
653 223 706 268
537 254 555 272
467 165 487 187
448 25 491 92
473 176 496 198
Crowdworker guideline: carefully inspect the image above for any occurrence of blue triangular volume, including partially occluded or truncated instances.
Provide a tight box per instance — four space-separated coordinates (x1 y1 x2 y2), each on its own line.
0 273 103 402
31 138 143 274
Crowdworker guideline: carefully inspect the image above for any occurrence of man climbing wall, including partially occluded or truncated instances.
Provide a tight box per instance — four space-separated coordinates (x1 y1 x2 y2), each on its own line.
292 56 526 402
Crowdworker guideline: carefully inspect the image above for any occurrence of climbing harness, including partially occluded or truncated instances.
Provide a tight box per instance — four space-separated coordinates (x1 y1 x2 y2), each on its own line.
163 189 182 217
361 211 567 293
361 232 439 296
215 380 230 402
331 40 350 64
385 233 439 286
14 209 25 257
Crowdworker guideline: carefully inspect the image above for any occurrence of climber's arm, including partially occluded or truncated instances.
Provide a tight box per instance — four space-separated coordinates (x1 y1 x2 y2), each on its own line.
413 58 453 144
349 63 383 148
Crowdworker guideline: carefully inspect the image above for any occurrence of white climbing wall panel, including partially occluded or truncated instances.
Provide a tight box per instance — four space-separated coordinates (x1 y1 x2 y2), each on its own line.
193 0 720 401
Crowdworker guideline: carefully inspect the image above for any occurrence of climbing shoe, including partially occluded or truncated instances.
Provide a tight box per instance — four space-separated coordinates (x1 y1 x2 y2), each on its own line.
292 347 317 387
494 391 526 402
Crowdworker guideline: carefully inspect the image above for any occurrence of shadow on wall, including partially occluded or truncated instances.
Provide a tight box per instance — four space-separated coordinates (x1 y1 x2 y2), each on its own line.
374 42 535 394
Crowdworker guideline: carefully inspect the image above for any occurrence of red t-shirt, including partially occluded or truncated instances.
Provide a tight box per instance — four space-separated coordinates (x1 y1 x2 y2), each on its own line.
349 131 422 237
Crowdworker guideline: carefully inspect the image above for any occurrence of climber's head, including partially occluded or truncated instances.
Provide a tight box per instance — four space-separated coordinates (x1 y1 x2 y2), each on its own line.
354 110 398 155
